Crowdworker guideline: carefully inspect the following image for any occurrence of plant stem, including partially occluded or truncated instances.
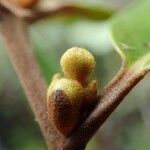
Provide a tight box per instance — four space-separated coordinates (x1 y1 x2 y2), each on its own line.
0 0 113 23
0 8 64 150
27 2 113 23
63 66 149 149
0 3 149 150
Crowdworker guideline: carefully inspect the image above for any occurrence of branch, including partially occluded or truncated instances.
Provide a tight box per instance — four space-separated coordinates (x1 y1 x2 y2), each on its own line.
63 66 149 149
0 7 64 150
1 2 149 150
27 2 113 23
0 1 113 23
0 0 33 18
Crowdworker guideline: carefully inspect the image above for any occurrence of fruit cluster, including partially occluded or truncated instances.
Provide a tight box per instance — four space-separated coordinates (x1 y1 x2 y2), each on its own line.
47 47 98 136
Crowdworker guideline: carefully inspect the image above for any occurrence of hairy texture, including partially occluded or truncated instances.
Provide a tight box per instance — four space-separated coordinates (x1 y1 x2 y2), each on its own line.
61 47 96 83
47 48 98 137
63 66 149 149
84 80 98 107
48 78 84 108
47 78 84 136
0 8 64 150
48 90 79 136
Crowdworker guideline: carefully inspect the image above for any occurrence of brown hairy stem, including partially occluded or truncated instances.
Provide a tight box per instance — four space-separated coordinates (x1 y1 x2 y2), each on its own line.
0 8 64 150
63 66 149 150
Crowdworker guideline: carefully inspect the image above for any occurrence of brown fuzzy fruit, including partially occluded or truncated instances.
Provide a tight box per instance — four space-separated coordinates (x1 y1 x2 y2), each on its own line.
60 47 96 83
47 78 84 136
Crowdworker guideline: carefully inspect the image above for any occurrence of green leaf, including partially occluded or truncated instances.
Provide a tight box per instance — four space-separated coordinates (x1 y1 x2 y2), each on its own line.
110 0 150 71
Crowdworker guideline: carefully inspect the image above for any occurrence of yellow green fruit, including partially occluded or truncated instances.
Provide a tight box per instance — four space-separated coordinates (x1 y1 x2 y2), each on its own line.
48 78 84 108
47 78 84 136
47 48 98 136
60 47 96 82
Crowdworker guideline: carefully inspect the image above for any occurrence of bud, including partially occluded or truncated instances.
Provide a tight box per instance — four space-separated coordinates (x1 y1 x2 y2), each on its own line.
60 47 96 83
84 80 98 107
47 78 84 136
47 48 98 136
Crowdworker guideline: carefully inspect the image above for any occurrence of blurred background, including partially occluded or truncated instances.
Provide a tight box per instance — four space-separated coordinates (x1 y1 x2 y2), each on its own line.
0 0 150 150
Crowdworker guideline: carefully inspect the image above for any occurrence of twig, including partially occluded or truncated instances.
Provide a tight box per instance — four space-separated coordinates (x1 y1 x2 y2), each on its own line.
63 66 149 150
27 2 113 23
0 1 113 23
0 7 64 150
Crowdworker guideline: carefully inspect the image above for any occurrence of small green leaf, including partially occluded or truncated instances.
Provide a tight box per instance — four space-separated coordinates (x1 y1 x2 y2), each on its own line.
110 0 150 71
